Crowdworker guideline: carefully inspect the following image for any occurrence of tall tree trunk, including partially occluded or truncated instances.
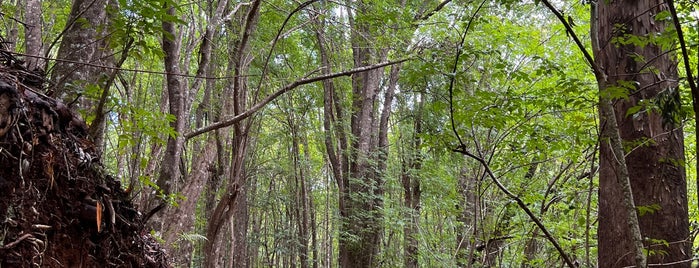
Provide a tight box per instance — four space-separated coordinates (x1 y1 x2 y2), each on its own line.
312 7 349 268
156 1 186 202
287 107 312 268
339 2 389 265
595 1 690 267
204 1 261 266
157 1 230 264
313 1 423 266
401 71 421 268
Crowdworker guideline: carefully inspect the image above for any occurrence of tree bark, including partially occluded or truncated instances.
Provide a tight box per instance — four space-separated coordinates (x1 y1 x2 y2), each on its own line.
231 183 249 268
156 1 186 201
595 1 690 267
23 0 43 70
164 136 217 264
50 0 110 105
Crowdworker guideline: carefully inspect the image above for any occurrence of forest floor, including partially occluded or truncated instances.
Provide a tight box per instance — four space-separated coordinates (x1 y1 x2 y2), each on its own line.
0 50 170 267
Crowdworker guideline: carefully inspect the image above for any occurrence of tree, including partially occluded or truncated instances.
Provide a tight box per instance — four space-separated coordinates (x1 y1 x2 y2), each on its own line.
23 0 43 70
7 0 699 266
400 81 422 268
594 0 691 266
50 0 111 105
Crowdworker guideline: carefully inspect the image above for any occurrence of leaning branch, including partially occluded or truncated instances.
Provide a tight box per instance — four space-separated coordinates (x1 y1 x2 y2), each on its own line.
539 0 600 76
185 59 409 139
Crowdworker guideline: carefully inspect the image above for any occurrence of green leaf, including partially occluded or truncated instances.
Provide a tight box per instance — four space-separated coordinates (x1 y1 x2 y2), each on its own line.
653 10 672 22
625 105 643 117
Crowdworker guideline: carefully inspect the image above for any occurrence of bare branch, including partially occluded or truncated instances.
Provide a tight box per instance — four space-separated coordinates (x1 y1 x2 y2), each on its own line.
185 59 409 139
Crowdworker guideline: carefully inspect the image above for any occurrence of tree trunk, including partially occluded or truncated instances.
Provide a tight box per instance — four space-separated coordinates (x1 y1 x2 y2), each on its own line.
157 1 230 264
456 164 479 268
339 2 389 265
203 2 261 266
595 1 690 267
231 183 249 268
287 108 312 268
23 0 43 70
46 0 115 154
163 136 217 263
402 80 421 268
50 0 109 105
156 1 186 201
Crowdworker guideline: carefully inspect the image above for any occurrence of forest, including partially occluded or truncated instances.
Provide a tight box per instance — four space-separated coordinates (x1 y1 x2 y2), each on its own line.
0 0 698 267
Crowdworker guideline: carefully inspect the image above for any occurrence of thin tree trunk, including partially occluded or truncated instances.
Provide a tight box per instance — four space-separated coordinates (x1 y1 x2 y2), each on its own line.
401 71 421 268
287 107 310 268
23 0 43 70
204 2 261 266
456 164 479 268
155 1 186 205
231 182 249 267
312 8 347 268
156 1 230 264
6 0 20 52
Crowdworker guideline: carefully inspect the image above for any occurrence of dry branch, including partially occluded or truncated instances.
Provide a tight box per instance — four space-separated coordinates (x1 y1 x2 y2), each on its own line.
185 59 408 139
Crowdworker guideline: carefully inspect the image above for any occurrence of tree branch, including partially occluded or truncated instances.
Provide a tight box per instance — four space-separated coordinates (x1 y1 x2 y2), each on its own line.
185 59 409 139
452 147 577 268
664 0 695 83
539 0 601 76
448 0 486 148
445 1 576 265
417 0 453 21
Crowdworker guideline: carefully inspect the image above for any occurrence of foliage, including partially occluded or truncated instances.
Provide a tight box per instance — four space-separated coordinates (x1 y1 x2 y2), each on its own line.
5 0 699 266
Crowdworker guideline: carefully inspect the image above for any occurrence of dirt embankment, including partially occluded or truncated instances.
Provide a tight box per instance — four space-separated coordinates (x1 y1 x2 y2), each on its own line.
0 49 170 267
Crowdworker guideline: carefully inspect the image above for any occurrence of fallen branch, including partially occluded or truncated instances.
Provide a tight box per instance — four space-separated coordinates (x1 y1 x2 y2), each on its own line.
185 58 409 139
